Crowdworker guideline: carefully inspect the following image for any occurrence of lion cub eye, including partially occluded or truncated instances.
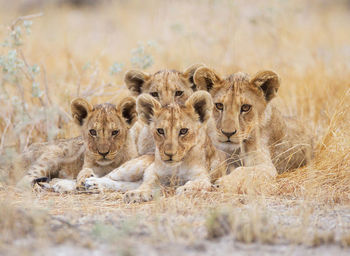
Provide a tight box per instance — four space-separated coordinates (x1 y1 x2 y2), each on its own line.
111 130 119 136
175 91 184 97
215 103 224 111
241 104 252 113
89 129 97 136
179 128 188 135
157 128 165 135
150 92 159 98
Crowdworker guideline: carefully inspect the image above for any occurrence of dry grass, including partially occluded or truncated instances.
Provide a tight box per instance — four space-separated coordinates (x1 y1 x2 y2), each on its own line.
276 90 350 203
0 0 350 254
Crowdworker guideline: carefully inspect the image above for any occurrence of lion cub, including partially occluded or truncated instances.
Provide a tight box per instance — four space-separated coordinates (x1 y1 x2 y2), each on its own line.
193 68 313 191
85 91 227 202
18 97 138 192
125 64 204 155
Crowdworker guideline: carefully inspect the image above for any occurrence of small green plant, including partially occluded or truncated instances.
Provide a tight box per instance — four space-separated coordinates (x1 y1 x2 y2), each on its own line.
91 218 138 255
0 14 69 176
205 206 278 244
91 222 120 242
130 41 157 70
109 62 123 76
206 208 233 239
0 14 159 183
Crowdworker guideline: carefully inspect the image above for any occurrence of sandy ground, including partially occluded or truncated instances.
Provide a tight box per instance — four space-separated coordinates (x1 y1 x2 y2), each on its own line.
1 186 350 256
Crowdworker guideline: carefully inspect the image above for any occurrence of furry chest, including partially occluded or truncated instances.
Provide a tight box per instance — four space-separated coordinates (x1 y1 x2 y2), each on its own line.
155 164 193 186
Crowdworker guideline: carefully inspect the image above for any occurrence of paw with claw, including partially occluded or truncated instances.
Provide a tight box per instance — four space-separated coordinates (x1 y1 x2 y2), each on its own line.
76 168 95 190
176 180 212 195
51 179 76 193
215 166 275 194
84 177 103 191
123 189 154 203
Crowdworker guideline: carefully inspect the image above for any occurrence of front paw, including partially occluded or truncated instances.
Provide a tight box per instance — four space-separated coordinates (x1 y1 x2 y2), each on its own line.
52 179 76 193
215 166 275 194
124 189 154 203
84 177 101 191
176 180 212 195
76 169 96 190
215 167 246 192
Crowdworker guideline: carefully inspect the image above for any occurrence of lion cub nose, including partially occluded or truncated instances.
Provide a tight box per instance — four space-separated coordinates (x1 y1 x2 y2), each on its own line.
221 130 237 139
98 151 110 158
164 151 177 159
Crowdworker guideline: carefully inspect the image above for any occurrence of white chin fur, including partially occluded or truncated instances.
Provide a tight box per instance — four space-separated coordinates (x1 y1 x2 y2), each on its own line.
161 160 182 168
97 160 113 166
215 141 241 153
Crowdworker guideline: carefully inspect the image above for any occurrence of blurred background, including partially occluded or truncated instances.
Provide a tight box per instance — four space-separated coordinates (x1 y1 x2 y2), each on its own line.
0 0 350 183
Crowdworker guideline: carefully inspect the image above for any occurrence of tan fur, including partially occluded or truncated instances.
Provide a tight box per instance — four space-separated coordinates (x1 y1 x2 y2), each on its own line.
126 64 204 155
124 91 226 202
84 154 154 192
84 91 227 200
194 68 313 192
17 97 138 191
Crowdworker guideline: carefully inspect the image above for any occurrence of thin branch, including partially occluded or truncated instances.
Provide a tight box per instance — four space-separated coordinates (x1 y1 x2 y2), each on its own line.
84 66 100 93
13 81 31 118
82 83 113 97
41 64 52 106
23 124 35 151
18 66 32 82
69 59 81 97
58 106 72 121
19 49 35 81
19 50 47 107
0 117 11 155
0 79 10 99
10 13 43 30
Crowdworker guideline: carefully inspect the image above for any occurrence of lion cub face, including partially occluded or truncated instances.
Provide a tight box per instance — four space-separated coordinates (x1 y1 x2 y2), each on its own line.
125 64 204 106
137 91 213 165
194 68 280 152
71 97 137 165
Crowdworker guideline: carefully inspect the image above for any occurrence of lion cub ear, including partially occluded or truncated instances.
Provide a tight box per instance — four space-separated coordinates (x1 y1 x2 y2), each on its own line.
182 63 206 90
124 70 151 96
250 70 280 102
71 98 93 126
117 97 137 128
193 67 222 92
136 94 162 125
185 91 213 123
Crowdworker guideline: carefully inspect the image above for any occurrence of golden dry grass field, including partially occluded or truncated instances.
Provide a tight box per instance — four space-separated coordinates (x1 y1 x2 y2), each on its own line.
0 0 350 255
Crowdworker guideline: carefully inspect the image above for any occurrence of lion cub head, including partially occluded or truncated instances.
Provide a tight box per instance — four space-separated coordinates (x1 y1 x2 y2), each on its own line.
136 91 213 165
71 97 137 165
194 68 280 152
125 64 204 105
